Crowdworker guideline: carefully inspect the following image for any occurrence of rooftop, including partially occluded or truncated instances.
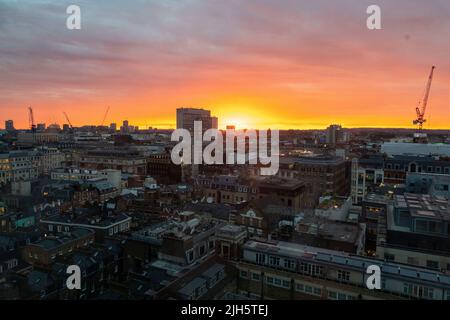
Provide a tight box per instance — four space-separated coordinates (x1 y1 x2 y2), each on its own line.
28 228 94 251
243 239 450 287
251 176 305 190
395 193 450 221
296 218 360 244
41 212 131 229
293 155 345 165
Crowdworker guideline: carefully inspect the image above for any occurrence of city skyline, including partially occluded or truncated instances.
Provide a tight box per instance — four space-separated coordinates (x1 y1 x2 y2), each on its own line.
1 0 450 130
4 0 450 307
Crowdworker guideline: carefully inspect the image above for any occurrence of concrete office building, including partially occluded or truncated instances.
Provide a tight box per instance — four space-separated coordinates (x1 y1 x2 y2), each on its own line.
237 239 450 300
376 193 450 271
176 108 217 132
5 120 14 132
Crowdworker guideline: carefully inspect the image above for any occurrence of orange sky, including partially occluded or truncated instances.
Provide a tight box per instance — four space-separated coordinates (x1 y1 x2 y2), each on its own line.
1 1 449 130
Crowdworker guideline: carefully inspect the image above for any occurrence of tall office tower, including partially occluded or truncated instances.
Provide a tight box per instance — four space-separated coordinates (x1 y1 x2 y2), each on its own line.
176 108 217 132
5 120 14 131
326 124 343 145
110 123 117 132
121 120 129 133
211 116 218 129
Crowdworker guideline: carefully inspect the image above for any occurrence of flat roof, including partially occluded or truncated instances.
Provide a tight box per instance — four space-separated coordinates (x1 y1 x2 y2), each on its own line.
395 193 450 221
243 239 450 287
30 228 94 251
41 213 131 228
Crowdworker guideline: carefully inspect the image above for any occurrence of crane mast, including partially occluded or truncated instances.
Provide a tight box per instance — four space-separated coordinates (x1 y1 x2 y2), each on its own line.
28 107 36 132
101 106 110 126
413 66 436 130
63 112 74 129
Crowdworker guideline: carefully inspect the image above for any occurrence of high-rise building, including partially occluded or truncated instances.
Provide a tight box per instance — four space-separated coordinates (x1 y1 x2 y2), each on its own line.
211 116 218 129
110 123 117 132
121 120 130 133
326 124 343 145
5 120 14 131
176 108 217 132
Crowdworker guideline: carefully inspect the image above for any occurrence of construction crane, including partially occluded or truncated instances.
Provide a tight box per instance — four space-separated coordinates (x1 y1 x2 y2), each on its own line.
413 66 436 130
28 107 36 132
63 112 74 129
101 106 110 126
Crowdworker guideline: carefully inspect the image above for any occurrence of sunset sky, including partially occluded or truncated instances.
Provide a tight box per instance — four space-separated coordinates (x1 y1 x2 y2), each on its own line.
0 0 449 130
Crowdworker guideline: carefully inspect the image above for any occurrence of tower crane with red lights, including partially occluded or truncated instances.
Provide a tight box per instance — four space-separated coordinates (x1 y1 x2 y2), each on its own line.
413 66 436 130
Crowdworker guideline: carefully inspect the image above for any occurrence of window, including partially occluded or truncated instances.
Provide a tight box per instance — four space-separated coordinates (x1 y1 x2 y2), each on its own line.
252 273 261 281
282 280 290 289
328 291 337 300
240 270 248 278
300 263 323 276
337 270 350 282
296 283 304 292
284 259 295 269
256 253 266 265
187 250 194 263
269 256 280 266
338 293 347 300
266 276 274 285
381 278 386 290
403 283 411 295
404 283 434 299
384 253 395 261
425 287 434 299
274 278 282 286
313 287 322 296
